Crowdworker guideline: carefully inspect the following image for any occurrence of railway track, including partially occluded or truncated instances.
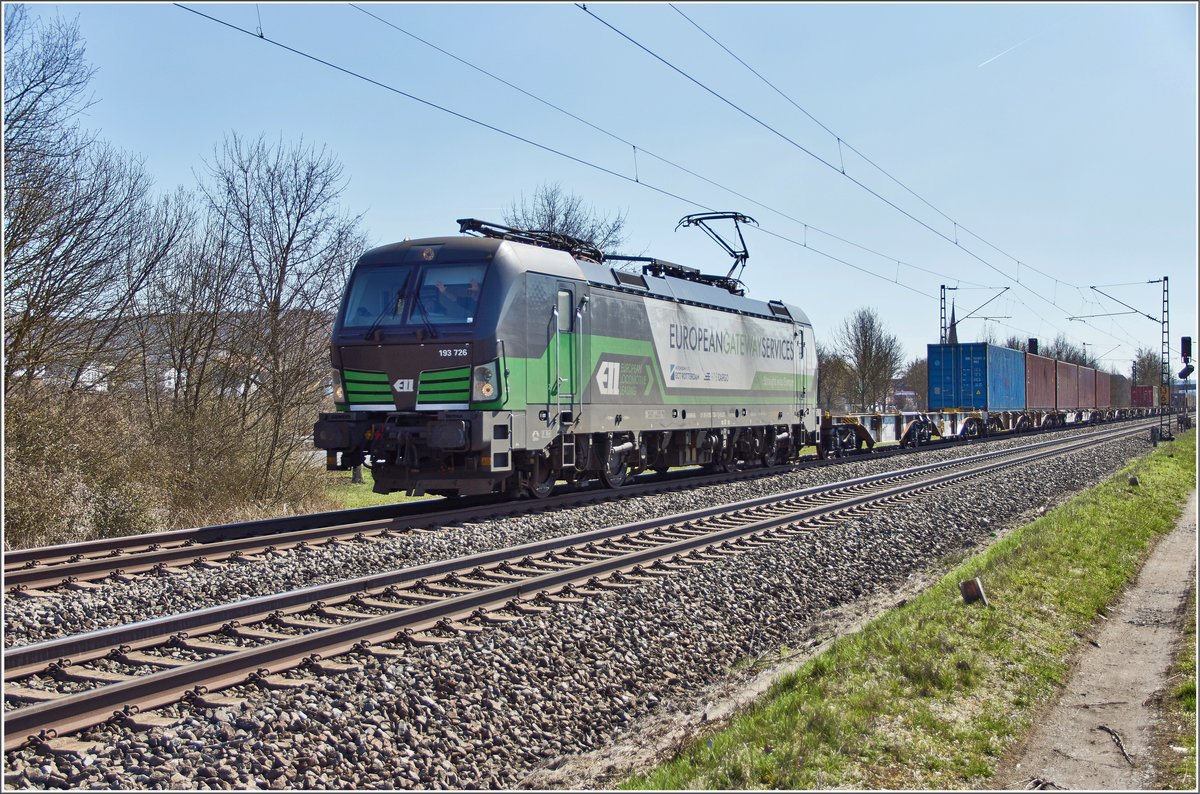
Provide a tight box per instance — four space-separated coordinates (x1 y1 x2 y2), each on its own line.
1 463 803 594
2 420 1151 752
2 417 1147 594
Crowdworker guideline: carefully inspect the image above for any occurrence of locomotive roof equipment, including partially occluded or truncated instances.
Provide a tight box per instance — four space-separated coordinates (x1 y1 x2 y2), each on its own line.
674 211 758 294
457 217 604 263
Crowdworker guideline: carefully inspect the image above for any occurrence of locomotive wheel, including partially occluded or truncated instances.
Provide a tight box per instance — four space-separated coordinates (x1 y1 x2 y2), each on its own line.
526 457 556 499
599 446 629 488
708 444 735 472
760 439 779 468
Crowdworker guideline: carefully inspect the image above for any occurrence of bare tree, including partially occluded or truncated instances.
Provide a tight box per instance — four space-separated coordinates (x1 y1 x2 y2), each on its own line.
2 5 94 173
3 7 368 540
834 307 904 412
503 181 627 253
1003 335 1027 352
1043 334 1098 368
3 5 189 393
899 357 928 411
200 132 367 500
1131 345 1162 386
133 200 239 415
815 341 851 411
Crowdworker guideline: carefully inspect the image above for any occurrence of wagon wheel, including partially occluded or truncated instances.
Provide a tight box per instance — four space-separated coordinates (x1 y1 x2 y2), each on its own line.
652 465 670 476
832 426 859 455
962 418 982 439
599 443 629 489
526 456 557 499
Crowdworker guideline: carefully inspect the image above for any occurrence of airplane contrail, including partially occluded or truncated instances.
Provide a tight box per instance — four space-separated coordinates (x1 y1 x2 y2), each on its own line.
978 32 1041 68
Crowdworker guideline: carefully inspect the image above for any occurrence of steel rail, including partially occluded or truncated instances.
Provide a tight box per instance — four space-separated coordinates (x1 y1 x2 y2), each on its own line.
2 463 805 591
4 414 1141 579
3 420 1149 679
3 422 1148 750
3 462 798 572
1 418 1148 592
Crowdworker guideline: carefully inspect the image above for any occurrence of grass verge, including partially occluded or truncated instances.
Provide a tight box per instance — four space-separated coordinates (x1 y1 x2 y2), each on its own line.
624 429 1196 790
1156 584 1197 789
323 469 436 510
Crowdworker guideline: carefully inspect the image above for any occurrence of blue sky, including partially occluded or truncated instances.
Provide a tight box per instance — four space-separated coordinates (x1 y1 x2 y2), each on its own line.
15 2 1198 372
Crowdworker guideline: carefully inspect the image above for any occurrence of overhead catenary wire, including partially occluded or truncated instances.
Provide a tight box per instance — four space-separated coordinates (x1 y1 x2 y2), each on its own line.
347 3 993 291
667 2 1079 292
578 4 1107 352
174 3 933 299
179 4 1139 360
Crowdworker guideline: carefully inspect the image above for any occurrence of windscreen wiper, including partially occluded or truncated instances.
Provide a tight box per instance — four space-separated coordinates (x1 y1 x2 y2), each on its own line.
364 292 403 343
413 294 438 339
363 299 393 341
363 274 412 341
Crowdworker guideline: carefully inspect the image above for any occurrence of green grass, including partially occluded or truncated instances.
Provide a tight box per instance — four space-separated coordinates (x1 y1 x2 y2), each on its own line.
1158 585 1197 789
625 429 1196 790
323 469 437 510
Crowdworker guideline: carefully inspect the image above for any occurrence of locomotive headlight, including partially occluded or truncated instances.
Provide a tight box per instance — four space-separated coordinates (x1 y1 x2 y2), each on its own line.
472 360 501 402
331 369 345 403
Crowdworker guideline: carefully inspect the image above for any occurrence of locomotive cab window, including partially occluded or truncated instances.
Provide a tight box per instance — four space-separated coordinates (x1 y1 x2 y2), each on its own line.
415 263 487 324
556 289 574 332
342 265 414 329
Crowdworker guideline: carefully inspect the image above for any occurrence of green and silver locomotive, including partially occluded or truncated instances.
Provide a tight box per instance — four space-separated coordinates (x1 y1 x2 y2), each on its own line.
313 217 818 498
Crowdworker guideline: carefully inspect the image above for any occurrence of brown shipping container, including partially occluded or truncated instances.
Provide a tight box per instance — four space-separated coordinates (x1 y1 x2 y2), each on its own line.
1110 373 1131 408
1131 384 1154 408
1095 371 1111 408
1057 361 1079 409
1025 353 1057 410
1078 366 1096 408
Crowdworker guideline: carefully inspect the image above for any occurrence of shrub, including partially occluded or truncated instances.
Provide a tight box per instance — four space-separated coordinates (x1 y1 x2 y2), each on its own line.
3 387 338 549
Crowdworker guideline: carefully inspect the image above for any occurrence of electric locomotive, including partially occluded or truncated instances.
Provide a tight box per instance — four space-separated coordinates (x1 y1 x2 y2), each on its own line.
313 216 818 497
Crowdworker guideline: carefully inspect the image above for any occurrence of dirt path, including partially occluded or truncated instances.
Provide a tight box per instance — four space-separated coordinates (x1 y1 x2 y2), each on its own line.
991 489 1198 790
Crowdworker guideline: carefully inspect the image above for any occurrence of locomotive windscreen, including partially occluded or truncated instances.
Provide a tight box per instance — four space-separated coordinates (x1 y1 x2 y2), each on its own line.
342 264 414 330
413 264 485 324
341 261 488 330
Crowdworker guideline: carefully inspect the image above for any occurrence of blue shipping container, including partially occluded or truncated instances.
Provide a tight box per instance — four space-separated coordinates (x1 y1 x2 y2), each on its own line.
927 343 1026 411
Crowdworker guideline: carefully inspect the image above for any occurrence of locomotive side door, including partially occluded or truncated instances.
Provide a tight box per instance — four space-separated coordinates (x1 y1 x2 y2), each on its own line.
794 324 806 415
526 275 582 466
553 283 577 413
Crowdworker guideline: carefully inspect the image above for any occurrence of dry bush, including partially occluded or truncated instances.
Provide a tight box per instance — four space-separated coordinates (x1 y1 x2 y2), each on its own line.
146 400 337 529
3 389 337 549
3 390 164 549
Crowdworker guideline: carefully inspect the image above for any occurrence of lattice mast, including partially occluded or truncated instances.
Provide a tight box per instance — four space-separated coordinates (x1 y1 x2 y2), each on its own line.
940 285 947 344
1160 276 1173 441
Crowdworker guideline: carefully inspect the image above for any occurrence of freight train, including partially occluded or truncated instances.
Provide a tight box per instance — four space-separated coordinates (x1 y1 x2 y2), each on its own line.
811 344 1154 457
313 218 818 497
926 342 1140 437
312 217 1167 497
